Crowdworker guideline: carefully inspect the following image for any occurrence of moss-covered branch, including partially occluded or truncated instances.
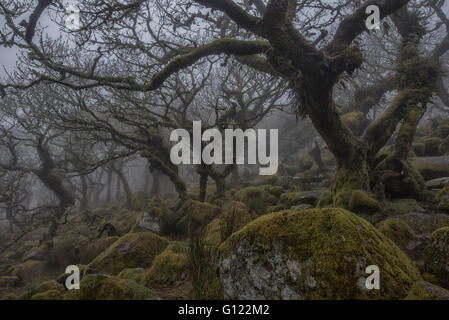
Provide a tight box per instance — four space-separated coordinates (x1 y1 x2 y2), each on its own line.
327 0 411 54
193 0 261 34
144 39 270 91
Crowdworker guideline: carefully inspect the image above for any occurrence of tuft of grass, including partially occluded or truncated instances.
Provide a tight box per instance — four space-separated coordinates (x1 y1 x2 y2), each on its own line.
219 207 237 243
186 228 223 300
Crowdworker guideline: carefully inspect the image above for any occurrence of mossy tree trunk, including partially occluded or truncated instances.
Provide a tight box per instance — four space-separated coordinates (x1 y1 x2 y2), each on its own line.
369 7 439 200
142 130 189 203
34 137 75 241
150 169 161 198
113 164 132 209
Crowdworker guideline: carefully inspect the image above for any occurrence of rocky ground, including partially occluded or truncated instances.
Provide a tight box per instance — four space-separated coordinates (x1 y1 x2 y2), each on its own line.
1 121 449 300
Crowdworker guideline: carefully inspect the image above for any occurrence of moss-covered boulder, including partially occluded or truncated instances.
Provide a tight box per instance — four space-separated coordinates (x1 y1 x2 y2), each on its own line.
424 227 449 288
383 198 422 215
19 280 65 300
132 197 172 234
396 213 449 236
142 244 188 287
279 190 322 208
237 187 277 215
219 208 420 300
205 201 254 246
110 209 141 235
86 232 169 275
263 185 285 198
12 260 46 284
65 274 156 300
175 200 221 234
31 289 64 300
376 219 416 249
117 268 145 283
405 281 449 300
79 236 119 264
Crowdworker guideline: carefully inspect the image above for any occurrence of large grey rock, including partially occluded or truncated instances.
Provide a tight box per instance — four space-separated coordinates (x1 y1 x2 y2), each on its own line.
219 209 420 300
138 210 161 233
395 213 449 236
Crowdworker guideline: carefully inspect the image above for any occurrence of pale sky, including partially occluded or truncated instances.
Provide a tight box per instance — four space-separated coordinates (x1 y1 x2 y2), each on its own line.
1 1 448 79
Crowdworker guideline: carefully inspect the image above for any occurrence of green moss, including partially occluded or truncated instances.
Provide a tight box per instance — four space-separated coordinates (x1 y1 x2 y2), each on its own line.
19 280 65 300
331 163 371 209
435 184 449 213
117 268 145 283
86 232 169 275
342 112 369 136
424 227 449 288
383 198 419 215
12 260 46 284
374 156 426 200
348 190 382 215
279 191 318 208
222 201 253 231
205 202 254 246
79 236 119 264
220 208 421 299
0 293 17 300
31 289 63 300
0 276 20 288
266 205 285 213
204 218 223 246
176 199 221 233
238 187 277 215
317 191 332 208
422 272 439 284
376 218 416 248
405 281 449 300
142 246 188 287
263 185 284 198
65 274 157 300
